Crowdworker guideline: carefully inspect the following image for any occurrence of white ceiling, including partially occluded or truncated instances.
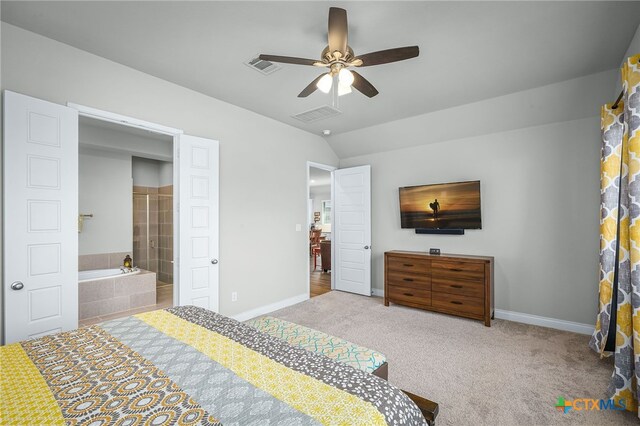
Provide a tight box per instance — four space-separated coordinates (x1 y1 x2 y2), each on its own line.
3 1 640 138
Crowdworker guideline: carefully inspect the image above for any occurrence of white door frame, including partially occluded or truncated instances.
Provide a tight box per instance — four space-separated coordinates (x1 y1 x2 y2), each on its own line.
68 103 184 307
307 161 337 295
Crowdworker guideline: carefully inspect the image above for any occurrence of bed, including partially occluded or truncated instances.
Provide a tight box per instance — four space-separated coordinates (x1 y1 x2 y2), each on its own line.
1 306 430 425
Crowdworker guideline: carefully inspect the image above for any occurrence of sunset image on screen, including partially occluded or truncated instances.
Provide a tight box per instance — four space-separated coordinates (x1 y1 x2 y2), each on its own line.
399 181 481 229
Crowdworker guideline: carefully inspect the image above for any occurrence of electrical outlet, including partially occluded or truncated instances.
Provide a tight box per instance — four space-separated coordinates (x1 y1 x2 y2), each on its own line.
295 224 302 232
231 292 238 302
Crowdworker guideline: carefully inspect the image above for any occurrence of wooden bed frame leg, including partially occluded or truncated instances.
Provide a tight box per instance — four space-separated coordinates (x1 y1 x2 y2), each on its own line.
402 390 439 426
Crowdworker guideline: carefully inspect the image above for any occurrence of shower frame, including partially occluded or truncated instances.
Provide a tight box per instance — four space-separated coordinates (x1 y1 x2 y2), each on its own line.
132 190 173 283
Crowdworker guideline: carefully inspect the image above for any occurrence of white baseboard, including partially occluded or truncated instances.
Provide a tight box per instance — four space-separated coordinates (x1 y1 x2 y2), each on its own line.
494 309 594 335
232 290 594 335
232 293 309 322
371 288 593 335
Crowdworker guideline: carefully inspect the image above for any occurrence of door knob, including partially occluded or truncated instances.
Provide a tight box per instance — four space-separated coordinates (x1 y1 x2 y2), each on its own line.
211 259 218 265
11 281 24 290
364 245 370 250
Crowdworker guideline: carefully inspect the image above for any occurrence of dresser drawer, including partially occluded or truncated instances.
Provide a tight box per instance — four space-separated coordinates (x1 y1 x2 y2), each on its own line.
431 292 484 317
387 270 431 290
387 256 429 274
432 277 483 298
432 260 485 281
384 251 493 326
388 285 431 307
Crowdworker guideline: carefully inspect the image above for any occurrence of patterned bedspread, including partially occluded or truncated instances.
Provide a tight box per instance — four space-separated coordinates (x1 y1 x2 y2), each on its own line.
1 306 426 425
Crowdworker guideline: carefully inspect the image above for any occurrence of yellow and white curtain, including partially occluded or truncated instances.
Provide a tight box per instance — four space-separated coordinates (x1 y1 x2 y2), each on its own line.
591 54 640 415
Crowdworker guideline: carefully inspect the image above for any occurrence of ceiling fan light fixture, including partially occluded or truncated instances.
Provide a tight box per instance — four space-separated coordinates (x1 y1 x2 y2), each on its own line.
338 82 352 96
316 73 333 93
259 8 418 99
338 68 354 86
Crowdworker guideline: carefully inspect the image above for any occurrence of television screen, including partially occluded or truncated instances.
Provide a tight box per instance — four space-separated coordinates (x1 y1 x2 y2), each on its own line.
399 180 481 229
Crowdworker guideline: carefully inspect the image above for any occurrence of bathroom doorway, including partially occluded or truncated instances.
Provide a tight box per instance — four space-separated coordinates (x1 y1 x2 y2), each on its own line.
77 117 175 326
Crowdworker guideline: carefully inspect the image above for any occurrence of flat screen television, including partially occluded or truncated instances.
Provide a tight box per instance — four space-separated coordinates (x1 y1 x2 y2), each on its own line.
399 180 481 229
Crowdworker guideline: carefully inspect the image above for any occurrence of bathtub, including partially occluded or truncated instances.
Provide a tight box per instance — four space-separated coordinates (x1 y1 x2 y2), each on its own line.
78 268 140 283
78 268 156 322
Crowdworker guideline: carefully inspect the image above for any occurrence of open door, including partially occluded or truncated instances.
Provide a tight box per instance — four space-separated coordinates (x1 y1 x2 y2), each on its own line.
333 165 372 296
3 91 79 344
177 134 220 311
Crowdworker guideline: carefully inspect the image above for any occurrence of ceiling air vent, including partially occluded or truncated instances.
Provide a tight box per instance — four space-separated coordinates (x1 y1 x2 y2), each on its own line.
292 105 341 123
245 56 280 75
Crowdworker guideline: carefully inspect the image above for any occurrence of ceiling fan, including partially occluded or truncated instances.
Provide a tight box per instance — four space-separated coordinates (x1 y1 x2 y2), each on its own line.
258 7 419 98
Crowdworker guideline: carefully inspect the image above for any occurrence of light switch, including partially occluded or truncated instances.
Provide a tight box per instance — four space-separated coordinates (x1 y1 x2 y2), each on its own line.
295 224 302 232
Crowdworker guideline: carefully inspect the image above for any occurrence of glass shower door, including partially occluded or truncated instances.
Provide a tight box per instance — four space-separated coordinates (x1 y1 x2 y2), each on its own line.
132 191 158 273
133 189 173 284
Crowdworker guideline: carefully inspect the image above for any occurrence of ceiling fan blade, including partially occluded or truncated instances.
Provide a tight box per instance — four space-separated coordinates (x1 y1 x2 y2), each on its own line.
258 54 318 66
351 71 379 98
328 7 348 56
298 74 326 98
357 46 419 67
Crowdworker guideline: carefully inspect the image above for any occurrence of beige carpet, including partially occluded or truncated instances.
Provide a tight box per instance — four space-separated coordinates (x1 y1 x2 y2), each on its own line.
269 291 636 425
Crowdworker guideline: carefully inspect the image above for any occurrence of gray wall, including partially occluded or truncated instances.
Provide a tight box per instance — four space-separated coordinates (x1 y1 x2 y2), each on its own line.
340 114 607 326
333 62 620 326
623 23 640 62
79 150 133 255
341 117 600 324
1 24 338 326
132 157 173 188
614 23 640 93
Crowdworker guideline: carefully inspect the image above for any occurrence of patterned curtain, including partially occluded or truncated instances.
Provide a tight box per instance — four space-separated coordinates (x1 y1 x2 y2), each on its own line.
591 54 640 415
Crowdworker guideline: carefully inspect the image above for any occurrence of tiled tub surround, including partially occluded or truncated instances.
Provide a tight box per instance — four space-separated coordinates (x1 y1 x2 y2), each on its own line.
79 251 133 271
79 269 157 321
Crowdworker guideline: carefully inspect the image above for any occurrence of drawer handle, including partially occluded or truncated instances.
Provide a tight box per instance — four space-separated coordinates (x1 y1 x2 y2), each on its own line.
450 301 463 305
403 292 414 297
403 264 414 267
451 285 463 289
450 268 463 272
403 278 414 282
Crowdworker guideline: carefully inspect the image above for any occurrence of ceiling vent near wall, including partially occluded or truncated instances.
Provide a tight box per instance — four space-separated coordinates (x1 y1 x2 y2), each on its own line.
245 56 281 75
292 105 342 123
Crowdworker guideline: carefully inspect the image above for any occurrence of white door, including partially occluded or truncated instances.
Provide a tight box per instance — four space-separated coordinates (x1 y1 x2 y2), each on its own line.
3 91 79 344
333 165 371 296
177 134 219 311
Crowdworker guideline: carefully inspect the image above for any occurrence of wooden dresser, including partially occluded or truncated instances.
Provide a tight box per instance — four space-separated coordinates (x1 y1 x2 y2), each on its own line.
384 251 494 326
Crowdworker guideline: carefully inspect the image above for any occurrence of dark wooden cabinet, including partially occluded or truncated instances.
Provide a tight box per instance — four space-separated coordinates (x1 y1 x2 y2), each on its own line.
384 251 494 326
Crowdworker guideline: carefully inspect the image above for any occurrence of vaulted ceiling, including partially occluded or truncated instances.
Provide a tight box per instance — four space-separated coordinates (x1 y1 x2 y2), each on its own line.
3 1 640 138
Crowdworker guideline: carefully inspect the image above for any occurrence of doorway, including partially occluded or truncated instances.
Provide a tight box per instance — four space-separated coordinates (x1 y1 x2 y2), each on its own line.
77 117 175 326
308 162 336 298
